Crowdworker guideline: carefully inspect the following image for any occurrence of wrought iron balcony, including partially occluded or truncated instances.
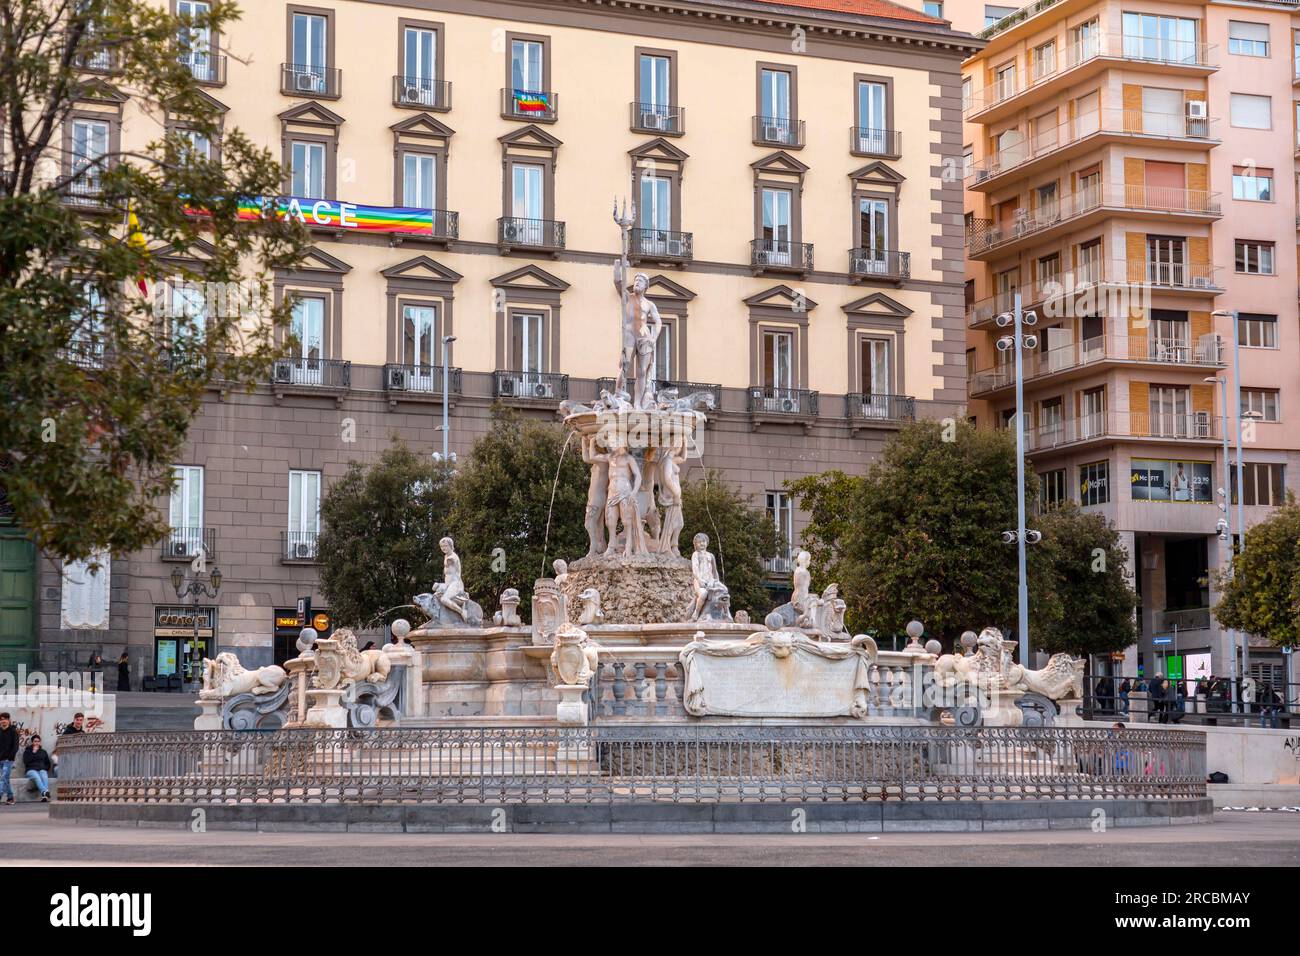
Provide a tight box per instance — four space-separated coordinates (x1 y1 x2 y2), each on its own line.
393 75 452 110
753 115 805 148
498 216 565 251
1024 411 1219 453
63 174 106 207
629 228 693 263
849 248 909 281
161 527 216 562
751 238 813 275
281 63 341 98
382 363 462 398
748 386 819 418
763 554 794 575
270 357 351 390
74 49 116 73
850 127 901 157
630 102 685 135
179 52 226 85
846 393 916 423
501 88 557 122
281 531 319 564
493 370 569 402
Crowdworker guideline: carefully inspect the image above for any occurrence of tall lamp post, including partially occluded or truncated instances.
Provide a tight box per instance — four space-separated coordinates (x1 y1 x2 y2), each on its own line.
170 564 222 686
996 294 1043 667
435 334 457 465
1204 374 1237 691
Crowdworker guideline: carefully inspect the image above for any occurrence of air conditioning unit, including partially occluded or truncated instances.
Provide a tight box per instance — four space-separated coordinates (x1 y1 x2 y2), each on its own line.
294 542 313 559
272 360 293 384
1186 99 1207 120
780 397 798 413
640 112 664 130
764 125 789 143
1191 275 1211 289
402 85 423 104
533 381 554 399
974 169 991 184
295 71 319 93
385 366 407 390
755 249 772 265
666 238 686 257
502 221 522 243
497 376 516 397
171 540 191 558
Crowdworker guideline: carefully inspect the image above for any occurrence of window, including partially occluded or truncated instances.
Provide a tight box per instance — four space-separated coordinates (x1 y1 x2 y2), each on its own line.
766 491 793 566
965 346 976 382
289 295 325 382
962 145 973 179
511 37 543 91
509 311 545 374
760 186 793 263
855 78 889 154
1235 240 1275 275
1122 12 1198 64
859 338 890 395
176 128 211 165
1033 41 1056 81
993 61 1017 100
1146 236 1186 285
961 77 971 112
177 0 214 80
402 304 437 369
1232 166 1273 201
402 151 436 207
655 322 674 383
169 466 204 555
512 163 544 221
1080 386 1105 438
1241 388 1280 422
170 283 206 345
858 197 889 261
758 66 796 143
289 10 328 93
398 23 444 108
1237 313 1278 348
506 35 552 119
1230 93 1271 129
1149 384 1191 437
635 51 677 131
1228 21 1269 58
1041 469 1067 509
290 140 326 199
1079 461 1109 506
70 118 109 191
288 470 321 558
1232 463 1286 506
985 5 1016 29
1069 19 1100 64
923 1 943 18
69 284 105 363
1131 459 1213 502
762 329 793 390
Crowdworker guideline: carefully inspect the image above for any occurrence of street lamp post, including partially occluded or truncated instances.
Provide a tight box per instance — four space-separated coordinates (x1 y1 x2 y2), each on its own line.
1204 373 1236 691
436 334 457 465
170 564 222 686
996 294 1042 667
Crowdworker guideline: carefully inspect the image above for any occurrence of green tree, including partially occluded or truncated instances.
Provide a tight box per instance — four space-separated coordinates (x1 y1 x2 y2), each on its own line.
679 470 781 620
0 1 306 560
1214 495 1300 648
447 408 589 612
315 441 453 629
1032 503 1138 656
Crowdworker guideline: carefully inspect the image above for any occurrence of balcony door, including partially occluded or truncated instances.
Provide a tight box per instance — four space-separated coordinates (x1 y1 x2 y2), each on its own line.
402 152 436 208
169 466 204 556
1150 385 1190 437
290 140 326 199
291 12 328 91
1080 386 1105 438
859 338 890 416
1039 397 1064 446
654 323 673 385
1150 309 1190 363
290 297 324 384
511 39 543 94
1122 12 1197 65
639 174 672 254
404 26 437 90
511 312 544 383
402 304 438 389
1146 236 1186 286
858 198 889 272
177 1 212 78
1143 160 1185 210
1142 87 1185 137
762 330 793 393
759 68 792 141
512 163 543 224
640 53 671 123
288 470 321 559
71 119 109 190
856 80 886 153
761 187 793 265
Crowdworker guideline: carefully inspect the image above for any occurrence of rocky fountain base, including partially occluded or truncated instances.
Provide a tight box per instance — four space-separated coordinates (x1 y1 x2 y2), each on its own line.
562 552 694 625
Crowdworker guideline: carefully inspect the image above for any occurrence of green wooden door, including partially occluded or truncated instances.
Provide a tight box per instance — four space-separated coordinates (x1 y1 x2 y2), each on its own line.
0 527 37 674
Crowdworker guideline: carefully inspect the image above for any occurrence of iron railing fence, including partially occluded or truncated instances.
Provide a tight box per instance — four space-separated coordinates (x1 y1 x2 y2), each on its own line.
1082 674 1297 727
54 725 1206 805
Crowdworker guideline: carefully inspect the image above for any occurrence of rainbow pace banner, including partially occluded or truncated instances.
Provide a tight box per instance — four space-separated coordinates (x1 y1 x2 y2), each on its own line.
236 196 437 236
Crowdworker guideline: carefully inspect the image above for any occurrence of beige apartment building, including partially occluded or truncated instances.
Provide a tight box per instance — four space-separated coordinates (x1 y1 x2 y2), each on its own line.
8 0 980 682
961 0 1300 689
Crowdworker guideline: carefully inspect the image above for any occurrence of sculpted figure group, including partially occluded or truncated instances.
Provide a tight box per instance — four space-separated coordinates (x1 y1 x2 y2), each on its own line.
580 434 690 558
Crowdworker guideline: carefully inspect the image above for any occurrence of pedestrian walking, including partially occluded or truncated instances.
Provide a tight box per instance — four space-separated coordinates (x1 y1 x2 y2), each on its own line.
1118 678 1131 716
117 652 131 692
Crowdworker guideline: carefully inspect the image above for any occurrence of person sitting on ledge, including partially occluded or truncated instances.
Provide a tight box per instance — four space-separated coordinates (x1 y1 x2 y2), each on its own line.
22 735 52 802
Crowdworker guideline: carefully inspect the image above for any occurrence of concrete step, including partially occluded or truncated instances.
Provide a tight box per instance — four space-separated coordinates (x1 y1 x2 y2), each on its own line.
114 705 199 731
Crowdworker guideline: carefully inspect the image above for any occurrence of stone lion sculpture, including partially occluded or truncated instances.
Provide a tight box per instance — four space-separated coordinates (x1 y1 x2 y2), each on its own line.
200 653 287 700
333 628 392 685
1009 652 1085 700
933 626 1084 701
577 587 605 626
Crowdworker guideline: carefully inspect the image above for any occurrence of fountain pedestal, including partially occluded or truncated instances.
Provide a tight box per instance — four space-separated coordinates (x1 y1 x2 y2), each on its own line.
563 552 694 625
303 688 347 728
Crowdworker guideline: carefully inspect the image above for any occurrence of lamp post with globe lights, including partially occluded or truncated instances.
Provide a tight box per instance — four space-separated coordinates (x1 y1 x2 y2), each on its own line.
169 563 222 686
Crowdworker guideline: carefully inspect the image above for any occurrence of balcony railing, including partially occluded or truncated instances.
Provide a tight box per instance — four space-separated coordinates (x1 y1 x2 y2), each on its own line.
751 238 813 274
972 332 1224 395
753 115 805 148
849 127 901 157
502 88 557 121
748 386 819 418
179 52 226 85
848 248 909 281
763 554 794 575
281 63 341 97
74 49 115 73
1154 607 1212 634
966 34 1216 116
383 363 462 396
271 357 351 390
629 228 692 262
63 174 105 207
282 531 319 563
630 102 684 135
967 109 1217 186
1025 411 1218 453
967 186 1221 257
392 75 452 109
161 527 215 561
493 370 569 402
846 392 916 422
498 216 565 251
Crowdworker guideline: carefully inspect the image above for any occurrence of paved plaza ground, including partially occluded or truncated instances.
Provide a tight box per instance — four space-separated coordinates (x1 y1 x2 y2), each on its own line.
0 806 1296 866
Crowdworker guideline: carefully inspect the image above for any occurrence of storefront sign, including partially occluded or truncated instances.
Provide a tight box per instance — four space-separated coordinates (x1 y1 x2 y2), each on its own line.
154 605 216 638
1130 459 1212 502
237 196 439 236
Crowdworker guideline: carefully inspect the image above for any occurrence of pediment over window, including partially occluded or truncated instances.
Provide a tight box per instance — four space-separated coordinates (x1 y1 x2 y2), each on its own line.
628 137 689 165
744 284 817 312
277 101 345 129
490 263 570 292
381 255 463 284
151 237 219 266
498 124 563 150
750 151 809 175
75 79 128 105
849 161 905 186
391 113 455 141
842 292 912 318
644 274 696 302
293 246 352 275
167 88 228 118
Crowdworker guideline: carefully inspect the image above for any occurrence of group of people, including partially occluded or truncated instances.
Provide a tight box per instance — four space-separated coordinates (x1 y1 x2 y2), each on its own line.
1092 674 1289 727
0 711 87 804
